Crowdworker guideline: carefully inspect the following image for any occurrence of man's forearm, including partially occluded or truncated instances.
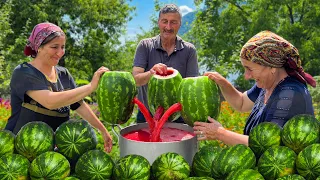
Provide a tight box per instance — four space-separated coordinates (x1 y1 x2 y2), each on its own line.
133 71 153 87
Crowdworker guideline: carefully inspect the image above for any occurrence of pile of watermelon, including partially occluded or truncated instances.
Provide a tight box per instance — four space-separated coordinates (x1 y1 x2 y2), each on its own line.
188 114 320 180
0 120 115 179
0 120 192 180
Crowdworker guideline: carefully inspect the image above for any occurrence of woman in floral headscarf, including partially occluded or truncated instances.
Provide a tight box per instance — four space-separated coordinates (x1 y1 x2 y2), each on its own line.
193 30 315 145
6 22 113 152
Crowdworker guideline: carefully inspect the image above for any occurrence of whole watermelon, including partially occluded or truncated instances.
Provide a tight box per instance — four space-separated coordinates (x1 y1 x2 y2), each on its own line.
97 71 137 125
75 149 114 180
192 145 221 177
296 143 320 180
211 144 256 179
276 174 305 180
0 154 30 179
148 67 182 121
55 119 97 162
178 76 220 126
226 169 264 180
185 177 215 180
15 121 54 161
257 146 296 180
0 130 15 156
29 151 70 179
64 177 80 180
249 122 282 158
113 154 150 180
281 114 319 154
152 152 190 180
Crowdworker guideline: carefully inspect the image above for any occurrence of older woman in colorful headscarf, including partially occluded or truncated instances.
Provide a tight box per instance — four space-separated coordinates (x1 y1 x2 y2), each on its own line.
6 22 113 152
193 30 315 145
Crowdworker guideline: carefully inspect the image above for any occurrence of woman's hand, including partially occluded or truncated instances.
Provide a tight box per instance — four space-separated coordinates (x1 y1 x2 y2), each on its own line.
193 116 224 141
203 72 228 87
90 66 110 92
101 130 113 153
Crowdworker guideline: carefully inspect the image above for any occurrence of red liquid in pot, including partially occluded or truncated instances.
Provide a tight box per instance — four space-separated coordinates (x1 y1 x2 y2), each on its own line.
123 127 195 142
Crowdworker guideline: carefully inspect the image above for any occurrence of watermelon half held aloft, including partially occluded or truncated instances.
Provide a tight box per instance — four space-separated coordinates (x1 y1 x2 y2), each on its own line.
113 154 150 180
211 144 256 179
0 154 30 179
0 130 15 157
75 149 114 180
178 76 220 127
29 151 70 179
148 67 182 121
55 119 97 162
15 121 54 161
152 152 190 180
257 146 296 180
281 114 319 154
249 122 282 158
97 71 137 125
296 143 320 180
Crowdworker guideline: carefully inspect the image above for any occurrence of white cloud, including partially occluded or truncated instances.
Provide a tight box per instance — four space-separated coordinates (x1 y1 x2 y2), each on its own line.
179 5 193 16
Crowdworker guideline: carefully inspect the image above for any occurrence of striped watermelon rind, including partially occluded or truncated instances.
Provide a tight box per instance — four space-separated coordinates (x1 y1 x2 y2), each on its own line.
29 151 70 179
281 114 320 154
148 67 182 121
249 122 282 158
97 71 137 125
15 121 54 161
296 143 320 180
184 177 215 180
211 144 256 179
64 177 80 180
178 76 220 126
257 146 296 180
226 169 264 180
0 153 30 179
0 130 15 156
276 174 306 180
113 154 150 180
55 119 97 162
192 145 221 177
152 152 190 180
75 149 114 180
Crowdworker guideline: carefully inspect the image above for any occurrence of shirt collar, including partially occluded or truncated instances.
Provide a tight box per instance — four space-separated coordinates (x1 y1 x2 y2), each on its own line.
155 35 184 51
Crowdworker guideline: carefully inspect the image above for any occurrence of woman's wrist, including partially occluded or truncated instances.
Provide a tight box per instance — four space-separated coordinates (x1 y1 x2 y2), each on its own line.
216 127 226 141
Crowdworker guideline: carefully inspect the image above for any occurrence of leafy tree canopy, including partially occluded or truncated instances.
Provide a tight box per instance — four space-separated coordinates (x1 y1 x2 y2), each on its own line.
0 0 135 96
188 0 320 89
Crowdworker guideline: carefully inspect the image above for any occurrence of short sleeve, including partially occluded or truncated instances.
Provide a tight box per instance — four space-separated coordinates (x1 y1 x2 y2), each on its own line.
63 68 83 110
133 40 148 69
246 84 261 102
10 65 48 102
66 69 77 89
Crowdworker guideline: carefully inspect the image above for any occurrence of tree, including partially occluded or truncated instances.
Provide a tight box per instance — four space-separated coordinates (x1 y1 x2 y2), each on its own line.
1 0 135 96
187 0 320 89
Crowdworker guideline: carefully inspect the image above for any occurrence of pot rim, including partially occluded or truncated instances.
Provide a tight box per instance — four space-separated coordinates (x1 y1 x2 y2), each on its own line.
118 122 196 144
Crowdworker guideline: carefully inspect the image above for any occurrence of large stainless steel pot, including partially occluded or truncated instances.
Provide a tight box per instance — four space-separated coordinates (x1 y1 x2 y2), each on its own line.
114 122 198 165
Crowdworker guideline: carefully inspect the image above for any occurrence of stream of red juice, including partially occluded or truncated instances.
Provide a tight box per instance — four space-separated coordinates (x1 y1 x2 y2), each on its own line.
129 98 193 142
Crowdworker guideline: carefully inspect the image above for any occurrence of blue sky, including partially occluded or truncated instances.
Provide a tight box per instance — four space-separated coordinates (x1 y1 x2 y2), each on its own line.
125 0 198 39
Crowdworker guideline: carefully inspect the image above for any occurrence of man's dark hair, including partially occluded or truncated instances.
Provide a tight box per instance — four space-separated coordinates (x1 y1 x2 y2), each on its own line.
158 4 182 19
